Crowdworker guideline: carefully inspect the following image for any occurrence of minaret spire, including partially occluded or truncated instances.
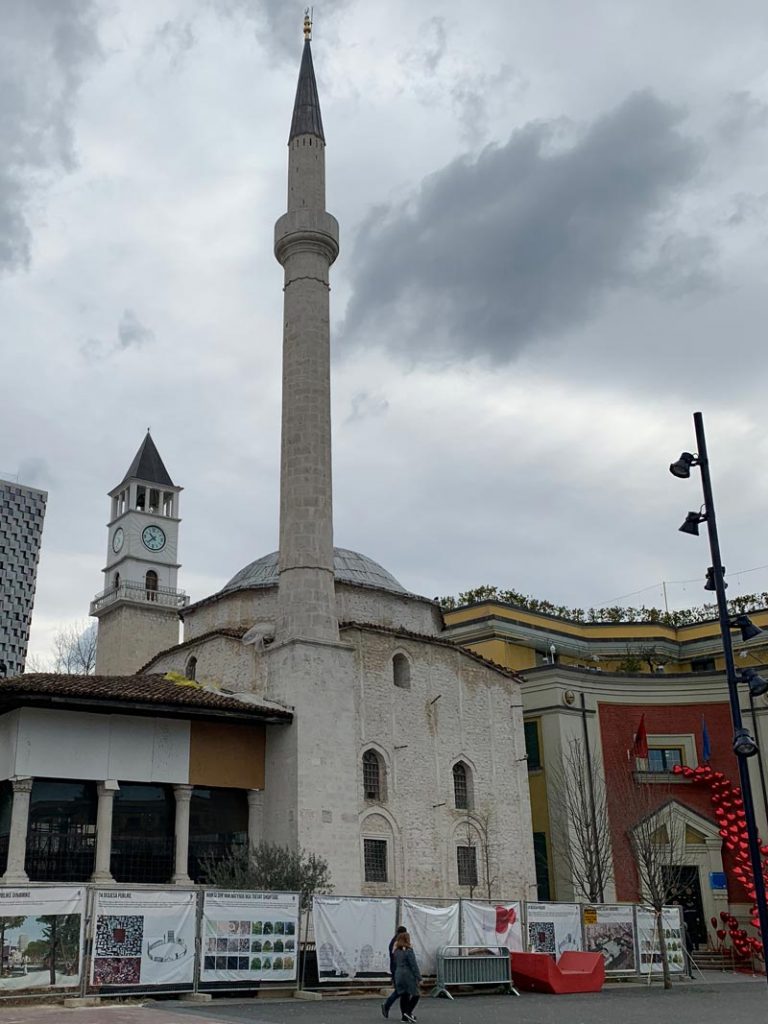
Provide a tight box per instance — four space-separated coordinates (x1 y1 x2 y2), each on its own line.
274 20 339 643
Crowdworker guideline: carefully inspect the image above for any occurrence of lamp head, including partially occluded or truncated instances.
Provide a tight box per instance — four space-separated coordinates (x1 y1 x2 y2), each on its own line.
670 452 697 479
741 667 768 698
731 614 763 642
704 566 726 592
733 727 759 758
679 511 706 536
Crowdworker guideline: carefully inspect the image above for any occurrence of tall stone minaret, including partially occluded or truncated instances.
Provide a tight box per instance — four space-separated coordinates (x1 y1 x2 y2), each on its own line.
274 11 339 644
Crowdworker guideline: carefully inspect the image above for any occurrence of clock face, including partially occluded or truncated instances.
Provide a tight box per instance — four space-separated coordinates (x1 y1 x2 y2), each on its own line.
142 524 166 552
112 527 124 553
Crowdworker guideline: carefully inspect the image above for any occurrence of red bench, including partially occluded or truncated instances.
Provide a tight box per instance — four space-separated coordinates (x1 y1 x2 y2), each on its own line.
509 952 605 994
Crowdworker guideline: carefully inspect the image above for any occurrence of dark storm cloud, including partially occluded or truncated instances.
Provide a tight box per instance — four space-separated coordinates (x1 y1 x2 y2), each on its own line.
0 0 100 273
340 92 706 365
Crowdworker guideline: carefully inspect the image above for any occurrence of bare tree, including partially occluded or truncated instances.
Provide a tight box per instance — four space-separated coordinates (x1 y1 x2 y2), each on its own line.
461 807 498 900
52 622 97 674
614 771 687 990
549 738 613 903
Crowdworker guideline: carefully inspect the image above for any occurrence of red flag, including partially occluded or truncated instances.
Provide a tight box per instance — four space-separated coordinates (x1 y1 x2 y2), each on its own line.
634 714 649 758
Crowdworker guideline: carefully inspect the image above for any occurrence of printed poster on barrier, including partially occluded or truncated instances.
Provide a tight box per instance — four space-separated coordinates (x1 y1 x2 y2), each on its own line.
526 902 582 955
461 901 523 952
90 889 196 987
635 907 685 974
200 891 299 984
401 900 459 975
583 904 637 973
0 885 85 992
314 896 396 982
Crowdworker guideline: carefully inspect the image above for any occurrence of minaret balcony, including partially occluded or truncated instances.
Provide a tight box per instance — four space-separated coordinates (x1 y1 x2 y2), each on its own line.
90 580 190 616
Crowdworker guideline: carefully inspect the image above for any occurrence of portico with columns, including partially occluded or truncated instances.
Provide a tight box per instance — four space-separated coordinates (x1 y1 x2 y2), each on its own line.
0 681 290 886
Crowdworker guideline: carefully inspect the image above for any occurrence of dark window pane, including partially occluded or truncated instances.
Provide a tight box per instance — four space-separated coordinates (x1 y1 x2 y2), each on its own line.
524 722 541 770
453 763 468 809
189 787 248 882
457 846 478 887
364 838 387 882
533 832 550 901
363 750 381 800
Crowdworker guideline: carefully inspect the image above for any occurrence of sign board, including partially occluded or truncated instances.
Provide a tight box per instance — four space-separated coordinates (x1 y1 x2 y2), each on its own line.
200 891 299 984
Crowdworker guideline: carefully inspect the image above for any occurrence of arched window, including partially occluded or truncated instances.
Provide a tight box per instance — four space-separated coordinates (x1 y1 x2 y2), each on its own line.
113 572 120 592
453 761 473 810
363 749 385 802
393 653 411 689
185 656 197 681
145 570 158 601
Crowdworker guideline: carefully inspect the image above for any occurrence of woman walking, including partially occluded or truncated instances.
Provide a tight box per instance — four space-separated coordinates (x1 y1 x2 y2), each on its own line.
392 931 421 1023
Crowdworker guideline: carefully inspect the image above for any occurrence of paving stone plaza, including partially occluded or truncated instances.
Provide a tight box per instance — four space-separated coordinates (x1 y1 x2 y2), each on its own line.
0 979 764 1024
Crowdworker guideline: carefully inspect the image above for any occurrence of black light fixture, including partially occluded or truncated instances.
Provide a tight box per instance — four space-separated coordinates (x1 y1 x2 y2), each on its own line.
731 614 763 643
679 510 707 536
742 667 768 699
669 452 698 479
733 728 759 758
705 566 727 592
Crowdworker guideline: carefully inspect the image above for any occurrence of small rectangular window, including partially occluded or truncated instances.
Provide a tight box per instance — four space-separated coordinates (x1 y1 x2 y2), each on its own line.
647 747 683 772
524 721 541 770
364 838 388 882
456 845 478 887
691 657 716 672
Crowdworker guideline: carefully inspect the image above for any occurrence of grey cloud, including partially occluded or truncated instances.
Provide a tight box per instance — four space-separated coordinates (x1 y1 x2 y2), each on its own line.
153 18 197 69
345 391 390 423
0 0 101 274
717 91 768 145
727 192 768 226
400 17 447 77
117 309 155 349
451 63 524 146
340 92 705 365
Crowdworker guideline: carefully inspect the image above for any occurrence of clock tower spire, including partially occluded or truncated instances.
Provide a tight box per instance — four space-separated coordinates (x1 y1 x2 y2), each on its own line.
90 432 188 674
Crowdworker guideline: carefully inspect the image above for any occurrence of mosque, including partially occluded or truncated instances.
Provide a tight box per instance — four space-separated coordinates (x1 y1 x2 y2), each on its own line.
0 18 536 900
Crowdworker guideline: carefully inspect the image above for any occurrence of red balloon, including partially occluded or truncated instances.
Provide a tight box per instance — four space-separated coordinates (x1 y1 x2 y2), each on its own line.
711 916 719 928
717 928 727 940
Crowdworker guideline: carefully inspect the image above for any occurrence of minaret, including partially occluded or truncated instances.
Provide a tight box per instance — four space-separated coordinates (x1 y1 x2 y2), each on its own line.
90 432 187 674
274 11 339 643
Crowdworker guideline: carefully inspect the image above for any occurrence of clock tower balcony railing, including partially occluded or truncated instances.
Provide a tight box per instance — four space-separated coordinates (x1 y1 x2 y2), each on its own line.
90 580 190 615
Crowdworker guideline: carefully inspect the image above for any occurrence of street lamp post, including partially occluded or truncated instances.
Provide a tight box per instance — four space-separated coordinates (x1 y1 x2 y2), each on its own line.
671 410 768 978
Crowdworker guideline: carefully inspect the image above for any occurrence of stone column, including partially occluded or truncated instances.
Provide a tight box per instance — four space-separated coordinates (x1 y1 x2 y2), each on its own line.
92 781 118 883
247 789 263 850
171 784 193 885
1 777 33 884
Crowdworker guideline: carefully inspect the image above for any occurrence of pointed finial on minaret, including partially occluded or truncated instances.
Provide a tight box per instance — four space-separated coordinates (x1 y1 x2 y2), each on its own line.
303 8 312 40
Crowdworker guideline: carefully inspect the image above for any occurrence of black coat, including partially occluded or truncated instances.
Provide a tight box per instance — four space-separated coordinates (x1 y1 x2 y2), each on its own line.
393 947 421 996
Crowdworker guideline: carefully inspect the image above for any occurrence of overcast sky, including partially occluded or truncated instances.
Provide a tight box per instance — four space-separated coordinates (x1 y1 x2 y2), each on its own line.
4 0 768 664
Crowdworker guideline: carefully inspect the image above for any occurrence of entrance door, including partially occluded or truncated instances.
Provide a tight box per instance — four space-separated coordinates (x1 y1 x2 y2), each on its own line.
666 865 706 947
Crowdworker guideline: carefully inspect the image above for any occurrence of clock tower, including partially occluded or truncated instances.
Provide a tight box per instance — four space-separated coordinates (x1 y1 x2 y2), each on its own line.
90 432 188 674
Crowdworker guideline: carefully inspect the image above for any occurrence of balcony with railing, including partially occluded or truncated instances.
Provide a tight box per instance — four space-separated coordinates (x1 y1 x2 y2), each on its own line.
90 579 189 615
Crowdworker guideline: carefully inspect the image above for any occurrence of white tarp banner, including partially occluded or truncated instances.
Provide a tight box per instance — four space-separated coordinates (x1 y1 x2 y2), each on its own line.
90 889 196 988
526 902 582 955
200 891 299 984
314 896 397 982
401 900 459 975
582 904 637 973
461 901 523 952
635 906 685 974
0 885 85 992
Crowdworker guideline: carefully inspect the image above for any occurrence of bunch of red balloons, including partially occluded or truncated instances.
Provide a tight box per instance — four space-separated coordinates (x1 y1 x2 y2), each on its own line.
674 763 765 959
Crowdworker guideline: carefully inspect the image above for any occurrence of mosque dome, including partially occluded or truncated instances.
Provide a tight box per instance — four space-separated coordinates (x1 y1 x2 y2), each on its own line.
221 547 408 596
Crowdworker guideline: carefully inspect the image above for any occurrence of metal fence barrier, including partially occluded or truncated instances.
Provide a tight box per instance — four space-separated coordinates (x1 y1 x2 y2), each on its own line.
432 944 517 999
